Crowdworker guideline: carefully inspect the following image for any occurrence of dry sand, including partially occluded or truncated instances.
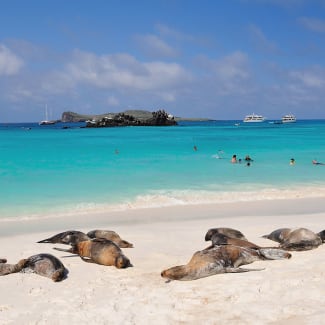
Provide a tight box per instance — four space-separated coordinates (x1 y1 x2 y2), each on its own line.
0 198 324 324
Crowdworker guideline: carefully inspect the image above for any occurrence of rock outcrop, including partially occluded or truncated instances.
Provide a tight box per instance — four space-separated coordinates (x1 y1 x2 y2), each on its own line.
85 110 177 128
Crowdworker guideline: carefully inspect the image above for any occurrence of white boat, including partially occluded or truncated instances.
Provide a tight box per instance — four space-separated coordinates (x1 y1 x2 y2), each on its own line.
243 113 266 123
39 104 56 125
282 114 296 123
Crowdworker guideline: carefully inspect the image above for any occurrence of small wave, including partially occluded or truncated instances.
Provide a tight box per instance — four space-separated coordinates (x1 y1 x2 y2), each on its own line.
1 185 325 223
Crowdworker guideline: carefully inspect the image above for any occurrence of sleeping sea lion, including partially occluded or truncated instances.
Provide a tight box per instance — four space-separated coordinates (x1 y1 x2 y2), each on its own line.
209 233 259 249
54 238 132 268
161 244 290 281
37 230 90 245
0 254 67 282
205 227 247 242
262 228 323 251
87 229 133 248
208 233 292 260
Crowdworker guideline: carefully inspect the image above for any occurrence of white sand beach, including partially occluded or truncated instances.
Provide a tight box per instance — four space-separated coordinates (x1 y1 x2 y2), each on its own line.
0 198 324 325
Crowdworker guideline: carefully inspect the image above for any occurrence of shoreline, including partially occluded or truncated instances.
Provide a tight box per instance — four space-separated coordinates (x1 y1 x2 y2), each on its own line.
1 197 324 324
1 197 325 237
2 183 325 222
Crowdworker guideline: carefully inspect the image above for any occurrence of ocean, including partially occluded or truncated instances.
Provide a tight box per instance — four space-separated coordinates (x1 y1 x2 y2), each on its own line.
1 119 325 221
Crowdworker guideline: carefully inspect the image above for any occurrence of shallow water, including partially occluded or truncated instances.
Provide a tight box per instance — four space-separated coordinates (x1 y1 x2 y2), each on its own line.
1 120 325 220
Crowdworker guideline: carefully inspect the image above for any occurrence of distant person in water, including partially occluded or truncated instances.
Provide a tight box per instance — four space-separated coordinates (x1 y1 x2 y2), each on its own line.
312 159 325 165
193 145 198 151
231 154 237 163
245 155 253 162
290 158 295 165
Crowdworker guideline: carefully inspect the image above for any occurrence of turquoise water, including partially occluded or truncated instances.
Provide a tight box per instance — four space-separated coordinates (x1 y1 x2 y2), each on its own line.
1 120 325 220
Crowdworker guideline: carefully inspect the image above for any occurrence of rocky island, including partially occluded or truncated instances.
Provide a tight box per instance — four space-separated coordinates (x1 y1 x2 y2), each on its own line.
61 109 177 127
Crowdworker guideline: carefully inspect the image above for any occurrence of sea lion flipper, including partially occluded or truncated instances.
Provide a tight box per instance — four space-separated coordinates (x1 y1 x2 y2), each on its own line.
258 248 291 260
226 267 265 273
80 256 96 264
53 247 73 253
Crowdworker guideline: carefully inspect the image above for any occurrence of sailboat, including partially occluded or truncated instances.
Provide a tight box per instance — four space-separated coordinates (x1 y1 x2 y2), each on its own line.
39 104 56 125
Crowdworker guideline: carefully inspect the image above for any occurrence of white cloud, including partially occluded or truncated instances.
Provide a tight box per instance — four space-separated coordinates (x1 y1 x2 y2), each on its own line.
298 17 325 33
61 50 192 92
193 52 254 100
155 24 194 41
0 44 24 75
249 24 279 54
213 52 250 80
134 34 179 58
289 66 325 88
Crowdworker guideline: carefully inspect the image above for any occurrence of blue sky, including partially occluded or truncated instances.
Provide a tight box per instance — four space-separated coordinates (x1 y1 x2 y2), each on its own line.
1 0 325 122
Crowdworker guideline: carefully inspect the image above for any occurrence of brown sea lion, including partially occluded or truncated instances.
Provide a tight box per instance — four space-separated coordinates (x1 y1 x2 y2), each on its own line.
209 233 292 260
209 233 259 249
87 229 133 248
161 244 290 281
0 254 67 281
37 230 90 245
54 238 132 268
205 227 248 242
262 228 323 251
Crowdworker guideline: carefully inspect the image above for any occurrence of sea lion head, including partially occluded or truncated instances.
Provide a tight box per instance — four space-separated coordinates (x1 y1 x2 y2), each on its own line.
51 268 68 282
318 230 325 243
210 233 229 246
204 229 215 241
115 255 132 269
161 266 187 280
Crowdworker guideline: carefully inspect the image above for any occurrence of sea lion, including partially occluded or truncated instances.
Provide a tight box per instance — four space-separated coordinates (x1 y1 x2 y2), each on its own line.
0 254 67 281
317 230 325 243
161 244 290 281
261 228 291 243
37 230 90 245
87 229 133 248
209 233 259 249
262 228 323 251
205 227 248 242
54 238 132 268
208 233 292 260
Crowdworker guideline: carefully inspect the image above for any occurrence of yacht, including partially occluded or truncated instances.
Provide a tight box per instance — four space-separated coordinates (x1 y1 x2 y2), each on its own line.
243 113 266 123
39 104 56 125
282 114 296 123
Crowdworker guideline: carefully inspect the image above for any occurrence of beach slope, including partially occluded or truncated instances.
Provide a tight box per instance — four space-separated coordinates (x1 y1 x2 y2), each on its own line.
0 199 324 324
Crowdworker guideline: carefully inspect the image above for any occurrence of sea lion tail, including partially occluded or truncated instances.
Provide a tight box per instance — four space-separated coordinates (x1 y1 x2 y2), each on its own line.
258 248 291 260
37 238 52 243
